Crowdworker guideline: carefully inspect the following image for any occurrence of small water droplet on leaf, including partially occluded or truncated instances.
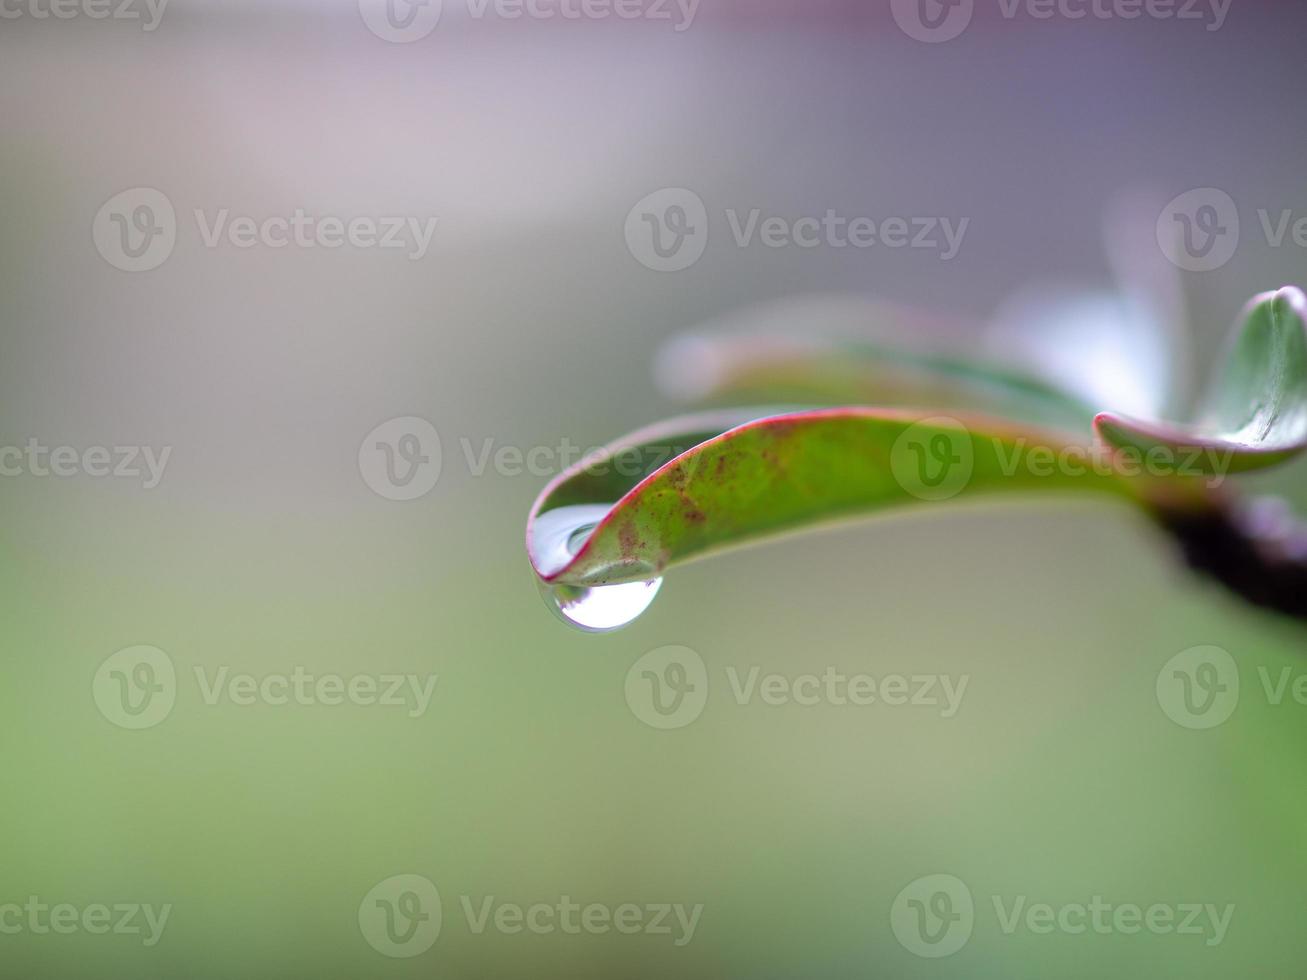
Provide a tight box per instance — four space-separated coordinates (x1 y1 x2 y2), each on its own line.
529 503 663 632
539 576 663 633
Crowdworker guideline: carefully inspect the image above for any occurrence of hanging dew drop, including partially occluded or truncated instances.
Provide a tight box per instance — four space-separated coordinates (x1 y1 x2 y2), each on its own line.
529 504 663 633
539 576 663 633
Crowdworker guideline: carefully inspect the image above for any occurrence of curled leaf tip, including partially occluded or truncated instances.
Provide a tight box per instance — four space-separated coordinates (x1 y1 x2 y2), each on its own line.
1094 286 1307 473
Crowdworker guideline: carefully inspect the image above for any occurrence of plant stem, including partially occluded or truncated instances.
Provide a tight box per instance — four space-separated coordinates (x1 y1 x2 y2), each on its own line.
1154 494 1307 621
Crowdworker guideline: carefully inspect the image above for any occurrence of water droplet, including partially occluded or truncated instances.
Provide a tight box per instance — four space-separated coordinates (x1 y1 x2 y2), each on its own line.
529 503 663 632
539 576 663 633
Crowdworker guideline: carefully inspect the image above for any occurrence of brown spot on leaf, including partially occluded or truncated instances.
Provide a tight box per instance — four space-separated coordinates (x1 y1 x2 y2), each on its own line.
763 419 801 440
618 519 640 556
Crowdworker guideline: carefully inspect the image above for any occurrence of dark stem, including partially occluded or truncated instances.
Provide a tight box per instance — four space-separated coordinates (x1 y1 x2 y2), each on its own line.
1155 495 1307 621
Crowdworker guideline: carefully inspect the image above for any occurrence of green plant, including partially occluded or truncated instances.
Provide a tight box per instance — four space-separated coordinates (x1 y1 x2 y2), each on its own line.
525 226 1307 631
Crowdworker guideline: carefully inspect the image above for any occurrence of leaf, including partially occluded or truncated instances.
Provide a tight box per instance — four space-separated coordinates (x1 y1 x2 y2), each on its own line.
656 324 1094 434
988 286 1174 421
1101 187 1196 418
654 295 986 410
1095 287 1307 474
528 408 1142 588
986 190 1196 423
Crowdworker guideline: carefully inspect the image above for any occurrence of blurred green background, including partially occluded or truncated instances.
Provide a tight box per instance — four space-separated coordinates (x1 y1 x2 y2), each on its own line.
3 2 1307 977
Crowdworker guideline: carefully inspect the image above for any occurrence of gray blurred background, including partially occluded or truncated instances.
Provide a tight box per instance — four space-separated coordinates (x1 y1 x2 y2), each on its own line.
3 2 1307 977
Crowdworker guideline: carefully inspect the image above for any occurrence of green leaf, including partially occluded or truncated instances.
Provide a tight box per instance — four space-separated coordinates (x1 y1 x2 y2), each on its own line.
1095 287 1307 474
655 330 1094 434
988 286 1173 421
528 408 1143 588
1101 186 1197 417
